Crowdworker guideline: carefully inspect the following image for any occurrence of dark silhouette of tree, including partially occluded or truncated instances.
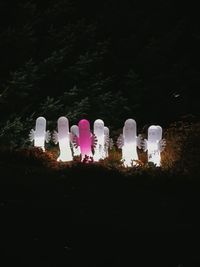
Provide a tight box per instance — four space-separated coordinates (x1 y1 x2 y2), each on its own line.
0 0 199 146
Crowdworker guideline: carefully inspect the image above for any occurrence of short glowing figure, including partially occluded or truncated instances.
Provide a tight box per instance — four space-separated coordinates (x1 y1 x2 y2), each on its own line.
93 119 105 161
143 125 166 167
70 125 81 157
73 119 97 162
104 126 113 158
29 116 50 151
53 116 73 162
117 119 142 167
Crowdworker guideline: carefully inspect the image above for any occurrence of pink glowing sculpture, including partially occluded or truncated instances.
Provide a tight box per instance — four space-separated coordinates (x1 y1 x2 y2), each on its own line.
53 116 73 162
117 119 142 167
143 125 166 167
29 116 50 151
73 119 97 161
70 125 81 157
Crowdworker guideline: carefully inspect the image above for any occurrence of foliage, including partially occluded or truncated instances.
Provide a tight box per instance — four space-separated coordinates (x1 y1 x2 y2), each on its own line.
1 121 199 175
0 0 199 150
162 121 200 174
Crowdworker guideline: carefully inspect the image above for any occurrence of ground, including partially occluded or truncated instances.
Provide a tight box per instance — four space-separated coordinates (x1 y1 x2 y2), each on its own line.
0 148 200 266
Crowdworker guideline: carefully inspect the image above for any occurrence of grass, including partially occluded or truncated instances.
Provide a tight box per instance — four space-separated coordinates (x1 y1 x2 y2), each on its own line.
0 121 200 266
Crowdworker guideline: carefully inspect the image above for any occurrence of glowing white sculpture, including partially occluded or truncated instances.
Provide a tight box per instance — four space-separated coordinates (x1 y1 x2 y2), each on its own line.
53 116 73 162
29 116 50 151
143 125 166 167
70 125 81 157
117 119 142 167
73 119 97 162
93 119 105 161
104 126 113 158
104 126 110 158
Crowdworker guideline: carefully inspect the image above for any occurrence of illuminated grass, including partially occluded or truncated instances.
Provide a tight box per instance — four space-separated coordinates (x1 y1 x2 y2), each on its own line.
0 121 199 177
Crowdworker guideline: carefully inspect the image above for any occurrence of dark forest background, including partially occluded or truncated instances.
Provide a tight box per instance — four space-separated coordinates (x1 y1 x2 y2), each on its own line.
0 0 199 146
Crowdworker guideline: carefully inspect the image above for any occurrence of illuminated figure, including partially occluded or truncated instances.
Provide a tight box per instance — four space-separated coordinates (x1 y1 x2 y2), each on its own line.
73 119 97 161
117 119 142 167
29 116 50 151
143 125 166 166
104 126 113 158
53 116 73 162
93 119 105 161
70 125 81 157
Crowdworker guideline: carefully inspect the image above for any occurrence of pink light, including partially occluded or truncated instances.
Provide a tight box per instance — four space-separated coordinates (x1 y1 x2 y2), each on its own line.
78 119 93 160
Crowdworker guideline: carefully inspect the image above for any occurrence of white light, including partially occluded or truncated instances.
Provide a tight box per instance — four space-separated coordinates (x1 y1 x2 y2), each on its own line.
144 125 165 167
117 119 141 167
93 119 105 162
29 117 50 151
104 126 110 158
53 117 73 162
70 125 81 157
173 92 180 98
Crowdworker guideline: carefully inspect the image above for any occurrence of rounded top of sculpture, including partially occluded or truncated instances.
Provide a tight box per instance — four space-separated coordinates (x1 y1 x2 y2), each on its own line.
156 125 162 132
57 117 69 130
71 125 79 135
148 125 157 130
71 125 78 131
58 116 68 121
124 119 136 129
78 119 90 129
36 116 46 122
36 117 46 126
94 119 104 125
35 117 46 131
94 119 104 132
148 125 162 140
156 125 162 140
58 116 69 124
104 126 109 134
125 118 136 124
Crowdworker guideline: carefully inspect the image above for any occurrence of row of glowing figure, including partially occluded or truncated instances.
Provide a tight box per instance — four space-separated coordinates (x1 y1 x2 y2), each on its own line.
29 117 166 167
